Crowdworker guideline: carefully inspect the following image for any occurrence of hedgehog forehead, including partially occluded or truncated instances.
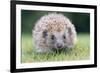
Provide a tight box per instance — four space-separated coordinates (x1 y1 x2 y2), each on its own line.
46 23 66 33
49 30 65 38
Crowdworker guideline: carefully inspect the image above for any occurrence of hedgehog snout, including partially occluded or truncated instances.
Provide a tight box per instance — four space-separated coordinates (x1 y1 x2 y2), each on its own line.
57 43 63 48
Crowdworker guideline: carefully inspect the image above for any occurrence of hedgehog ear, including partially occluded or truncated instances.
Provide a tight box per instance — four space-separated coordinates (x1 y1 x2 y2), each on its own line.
68 27 72 35
68 24 75 35
43 30 48 38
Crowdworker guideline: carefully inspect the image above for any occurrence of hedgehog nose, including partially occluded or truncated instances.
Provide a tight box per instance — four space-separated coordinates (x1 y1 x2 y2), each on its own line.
57 43 63 48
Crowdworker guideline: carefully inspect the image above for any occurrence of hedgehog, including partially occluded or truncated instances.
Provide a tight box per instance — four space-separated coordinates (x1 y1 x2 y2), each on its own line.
32 13 77 53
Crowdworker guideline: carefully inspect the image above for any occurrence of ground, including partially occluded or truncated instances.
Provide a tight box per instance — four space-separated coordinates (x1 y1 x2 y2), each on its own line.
21 33 90 63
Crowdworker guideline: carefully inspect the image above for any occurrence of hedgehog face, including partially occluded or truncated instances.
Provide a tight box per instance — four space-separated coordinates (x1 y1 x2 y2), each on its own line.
43 30 68 50
52 32 65 49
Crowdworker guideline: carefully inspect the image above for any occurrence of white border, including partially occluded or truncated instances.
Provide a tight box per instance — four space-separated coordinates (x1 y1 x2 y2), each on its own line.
16 4 94 69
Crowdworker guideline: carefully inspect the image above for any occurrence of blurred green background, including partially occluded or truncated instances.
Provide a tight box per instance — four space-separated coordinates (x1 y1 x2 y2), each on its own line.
21 10 90 63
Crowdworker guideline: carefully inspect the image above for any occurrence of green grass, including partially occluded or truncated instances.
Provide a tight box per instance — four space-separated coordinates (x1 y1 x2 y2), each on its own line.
21 33 90 63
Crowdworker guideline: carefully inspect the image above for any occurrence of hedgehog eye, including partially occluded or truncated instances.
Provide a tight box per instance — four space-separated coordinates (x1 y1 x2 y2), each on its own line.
43 30 48 38
63 35 66 39
51 35 55 40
